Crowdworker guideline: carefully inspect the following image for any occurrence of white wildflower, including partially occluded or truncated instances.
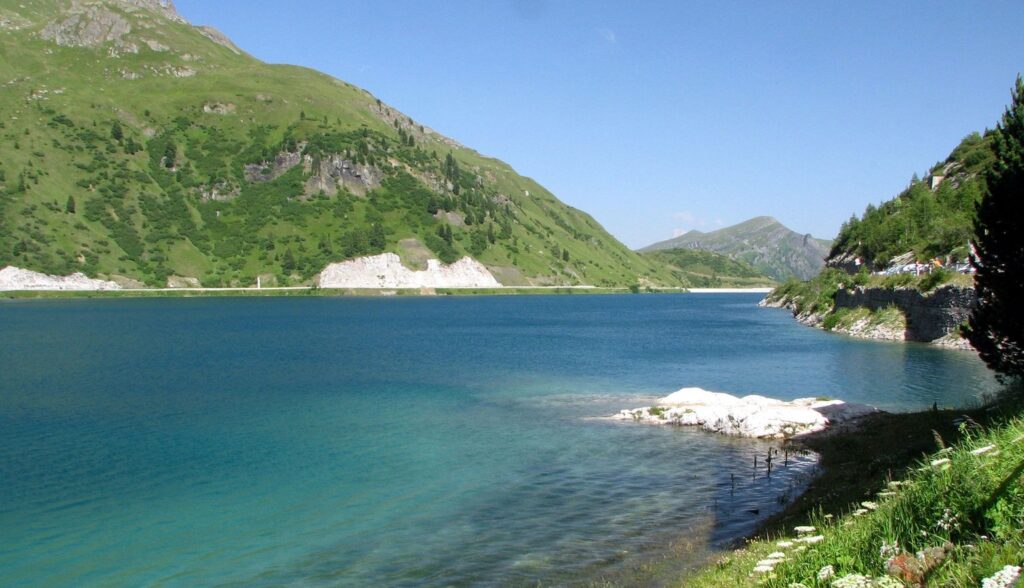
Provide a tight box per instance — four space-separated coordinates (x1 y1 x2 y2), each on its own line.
861 501 878 510
831 575 902 588
971 444 996 455
879 540 900 563
853 508 869 516
935 508 960 532
930 457 950 467
776 540 795 548
831 574 871 588
797 534 824 544
766 552 786 559
981 565 1021 588
794 525 816 534
817 564 835 580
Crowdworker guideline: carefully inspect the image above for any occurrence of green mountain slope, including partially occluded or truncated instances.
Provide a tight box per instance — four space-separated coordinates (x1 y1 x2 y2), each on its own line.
0 0 678 288
827 132 994 270
640 216 832 281
640 248 776 288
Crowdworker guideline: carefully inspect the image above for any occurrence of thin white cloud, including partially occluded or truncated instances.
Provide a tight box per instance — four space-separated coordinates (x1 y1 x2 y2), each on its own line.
596 27 617 44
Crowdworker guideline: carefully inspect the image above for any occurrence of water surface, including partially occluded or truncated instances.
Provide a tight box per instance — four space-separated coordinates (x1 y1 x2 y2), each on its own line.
0 294 996 586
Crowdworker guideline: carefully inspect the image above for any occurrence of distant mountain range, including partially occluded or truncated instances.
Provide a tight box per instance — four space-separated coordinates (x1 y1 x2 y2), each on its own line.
640 216 832 281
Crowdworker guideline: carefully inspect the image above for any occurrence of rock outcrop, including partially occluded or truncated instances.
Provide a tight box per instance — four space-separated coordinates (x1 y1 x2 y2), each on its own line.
305 155 381 196
41 5 132 48
0 266 122 291
833 284 975 343
317 253 501 289
764 283 975 349
610 387 879 439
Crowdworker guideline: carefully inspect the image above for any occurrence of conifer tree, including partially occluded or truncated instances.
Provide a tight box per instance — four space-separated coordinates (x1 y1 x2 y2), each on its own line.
965 75 1024 380
65 195 76 214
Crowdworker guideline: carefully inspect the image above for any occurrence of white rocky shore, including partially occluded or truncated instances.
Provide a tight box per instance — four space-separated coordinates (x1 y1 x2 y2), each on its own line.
318 252 501 289
0 266 121 291
610 387 880 439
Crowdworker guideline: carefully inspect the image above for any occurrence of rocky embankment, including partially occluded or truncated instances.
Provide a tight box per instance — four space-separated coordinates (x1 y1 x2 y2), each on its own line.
609 387 879 439
317 253 501 289
0 266 122 291
762 284 975 349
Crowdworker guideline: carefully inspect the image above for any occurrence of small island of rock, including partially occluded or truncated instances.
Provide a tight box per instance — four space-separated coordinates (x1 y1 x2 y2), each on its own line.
610 387 880 439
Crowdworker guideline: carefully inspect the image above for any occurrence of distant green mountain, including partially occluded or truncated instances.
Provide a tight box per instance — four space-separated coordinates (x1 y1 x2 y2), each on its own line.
827 132 993 270
640 248 776 288
640 216 832 281
0 0 679 288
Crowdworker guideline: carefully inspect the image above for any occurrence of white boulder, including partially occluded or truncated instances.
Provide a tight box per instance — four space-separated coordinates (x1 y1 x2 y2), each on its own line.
317 253 501 289
0 266 121 291
610 387 879 439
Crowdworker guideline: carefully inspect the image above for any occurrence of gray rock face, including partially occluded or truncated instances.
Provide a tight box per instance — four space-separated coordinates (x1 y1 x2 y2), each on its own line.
764 283 976 347
834 284 976 343
39 1 184 50
305 155 381 196
41 6 132 48
197 25 242 54
244 150 304 183
114 0 184 23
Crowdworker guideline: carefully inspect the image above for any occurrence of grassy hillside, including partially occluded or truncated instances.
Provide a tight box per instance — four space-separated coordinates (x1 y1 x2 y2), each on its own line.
641 248 776 288
828 132 994 269
641 216 832 281
687 394 1024 587
0 0 679 287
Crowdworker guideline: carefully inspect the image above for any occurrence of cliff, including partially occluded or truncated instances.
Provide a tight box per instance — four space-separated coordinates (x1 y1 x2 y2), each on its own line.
763 283 975 349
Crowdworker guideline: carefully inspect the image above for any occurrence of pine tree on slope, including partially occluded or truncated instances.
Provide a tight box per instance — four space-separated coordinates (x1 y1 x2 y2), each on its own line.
965 75 1024 380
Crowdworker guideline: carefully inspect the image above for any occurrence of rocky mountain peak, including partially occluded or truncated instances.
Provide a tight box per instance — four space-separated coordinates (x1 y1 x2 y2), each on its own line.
39 0 184 50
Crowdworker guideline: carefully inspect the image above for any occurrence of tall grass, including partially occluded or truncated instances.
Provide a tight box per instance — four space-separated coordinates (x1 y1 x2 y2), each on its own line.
688 408 1024 587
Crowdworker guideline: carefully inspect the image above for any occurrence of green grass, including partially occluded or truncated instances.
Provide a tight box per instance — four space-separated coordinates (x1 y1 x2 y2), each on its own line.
641 248 777 288
684 395 1024 587
0 1 684 289
821 306 906 334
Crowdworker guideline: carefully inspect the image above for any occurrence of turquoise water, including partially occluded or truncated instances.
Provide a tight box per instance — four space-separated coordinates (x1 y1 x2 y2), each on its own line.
0 294 996 586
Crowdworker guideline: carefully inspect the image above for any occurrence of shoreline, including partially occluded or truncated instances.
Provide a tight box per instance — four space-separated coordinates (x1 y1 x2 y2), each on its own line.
0 286 778 299
677 404 994 585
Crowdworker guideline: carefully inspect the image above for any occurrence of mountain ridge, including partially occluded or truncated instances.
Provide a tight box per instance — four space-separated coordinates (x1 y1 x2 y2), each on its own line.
0 0 682 288
640 216 832 281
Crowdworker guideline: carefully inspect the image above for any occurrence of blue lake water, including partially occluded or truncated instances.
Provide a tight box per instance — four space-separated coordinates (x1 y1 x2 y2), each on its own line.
0 294 997 586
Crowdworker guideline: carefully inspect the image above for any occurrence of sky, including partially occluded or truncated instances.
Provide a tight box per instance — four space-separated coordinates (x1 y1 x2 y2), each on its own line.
174 0 1024 248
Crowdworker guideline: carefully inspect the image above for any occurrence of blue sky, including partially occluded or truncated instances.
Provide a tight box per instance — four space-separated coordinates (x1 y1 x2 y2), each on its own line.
175 1 1024 248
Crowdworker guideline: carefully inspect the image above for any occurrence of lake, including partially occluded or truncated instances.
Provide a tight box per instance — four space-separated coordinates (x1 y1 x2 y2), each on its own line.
0 294 997 586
